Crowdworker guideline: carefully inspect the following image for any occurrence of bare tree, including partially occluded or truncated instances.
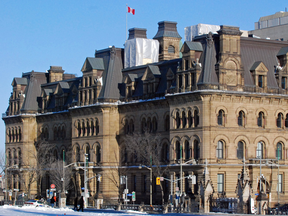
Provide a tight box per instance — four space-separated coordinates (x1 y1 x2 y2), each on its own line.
123 131 169 205
19 141 55 198
105 149 130 204
48 159 74 193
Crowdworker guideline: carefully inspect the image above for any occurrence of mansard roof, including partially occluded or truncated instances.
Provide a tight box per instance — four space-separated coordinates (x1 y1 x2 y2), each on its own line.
196 33 219 85
21 71 47 113
240 37 288 88
96 46 124 102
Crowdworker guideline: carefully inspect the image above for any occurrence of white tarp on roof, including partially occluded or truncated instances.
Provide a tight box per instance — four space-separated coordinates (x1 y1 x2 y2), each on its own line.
185 24 220 41
124 38 159 68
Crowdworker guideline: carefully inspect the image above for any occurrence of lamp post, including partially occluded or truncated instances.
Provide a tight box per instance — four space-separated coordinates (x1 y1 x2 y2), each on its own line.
139 163 152 206
84 153 88 208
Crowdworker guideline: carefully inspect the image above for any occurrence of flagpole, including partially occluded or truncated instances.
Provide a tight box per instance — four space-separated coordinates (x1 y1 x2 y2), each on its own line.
126 4 128 41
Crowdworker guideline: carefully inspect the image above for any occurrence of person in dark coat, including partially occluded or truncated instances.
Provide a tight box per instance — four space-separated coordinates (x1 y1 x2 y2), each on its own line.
78 196 84 212
50 196 55 208
73 197 78 210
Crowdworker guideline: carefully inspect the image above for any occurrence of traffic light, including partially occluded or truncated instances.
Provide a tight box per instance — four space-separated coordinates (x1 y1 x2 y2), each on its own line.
156 177 160 185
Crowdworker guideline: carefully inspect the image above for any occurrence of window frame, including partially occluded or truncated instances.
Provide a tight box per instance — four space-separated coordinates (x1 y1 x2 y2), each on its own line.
256 141 263 159
216 140 224 159
217 174 224 193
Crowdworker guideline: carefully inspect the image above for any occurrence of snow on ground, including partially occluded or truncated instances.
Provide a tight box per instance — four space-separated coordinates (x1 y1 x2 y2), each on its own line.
0 205 138 216
0 205 200 216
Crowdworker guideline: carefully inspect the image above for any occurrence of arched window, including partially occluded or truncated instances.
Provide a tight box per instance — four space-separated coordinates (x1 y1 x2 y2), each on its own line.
277 113 283 128
185 140 190 160
152 117 157 132
182 111 186 128
188 111 193 127
75 147 80 162
285 114 288 128
8 151 12 166
124 119 129 134
96 145 101 163
237 141 244 159
194 110 199 127
216 141 224 159
141 118 147 133
53 149 58 160
238 111 245 127
165 115 170 131
176 141 181 160
86 122 90 136
147 117 152 133
218 110 224 126
19 128 22 141
256 141 263 159
257 112 265 127
176 112 181 129
168 45 175 53
162 143 170 162
276 143 282 160
193 140 200 160
85 146 90 162
82 122 86 136
96 119 99 135
91 121 94 136
78 122 81 137
129 119 134 134
13 149 17 165
18 149 22 168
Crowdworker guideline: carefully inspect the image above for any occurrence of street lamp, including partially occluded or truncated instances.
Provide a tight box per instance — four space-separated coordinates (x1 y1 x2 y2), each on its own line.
139 164 152 206
75 160 100 209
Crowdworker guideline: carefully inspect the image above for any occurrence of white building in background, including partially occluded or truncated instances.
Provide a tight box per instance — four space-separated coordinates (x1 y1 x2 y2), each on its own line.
249 11 288 41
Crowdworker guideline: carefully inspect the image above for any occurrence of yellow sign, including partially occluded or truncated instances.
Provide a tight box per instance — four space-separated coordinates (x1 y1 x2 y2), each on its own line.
156 177 160 185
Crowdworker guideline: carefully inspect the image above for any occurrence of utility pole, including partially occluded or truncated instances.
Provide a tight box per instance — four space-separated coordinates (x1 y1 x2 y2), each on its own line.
84 154 88 208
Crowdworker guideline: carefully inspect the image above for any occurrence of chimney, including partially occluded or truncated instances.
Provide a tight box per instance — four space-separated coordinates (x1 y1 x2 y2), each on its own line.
153 21 182 61
48 66 64 83
128 28 147 40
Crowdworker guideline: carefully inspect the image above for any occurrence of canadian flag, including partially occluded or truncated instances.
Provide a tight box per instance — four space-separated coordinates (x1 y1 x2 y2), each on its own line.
127 6 135 15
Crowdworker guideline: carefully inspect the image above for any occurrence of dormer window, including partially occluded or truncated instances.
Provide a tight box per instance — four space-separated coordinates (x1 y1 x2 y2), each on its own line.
250 61 268 90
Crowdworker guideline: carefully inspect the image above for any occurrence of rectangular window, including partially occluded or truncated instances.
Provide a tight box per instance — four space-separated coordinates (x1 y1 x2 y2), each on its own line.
217 174 224 193
258 75 263 88
277 174 283 193
282 77 286 89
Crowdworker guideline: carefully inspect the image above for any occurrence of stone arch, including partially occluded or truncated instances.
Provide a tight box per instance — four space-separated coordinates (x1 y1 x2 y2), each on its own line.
235 107 248 116
255 108 268 117
215 106 228 115
171 108 180 119
274 109 285 118
272 136 286 149
213 134 230 148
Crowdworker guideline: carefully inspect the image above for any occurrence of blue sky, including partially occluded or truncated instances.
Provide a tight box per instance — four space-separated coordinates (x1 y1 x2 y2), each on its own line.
0 0 287 154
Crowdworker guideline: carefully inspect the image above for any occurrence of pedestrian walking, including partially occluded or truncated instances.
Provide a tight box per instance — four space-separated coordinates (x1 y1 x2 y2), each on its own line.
50 196 55 208
73 196 78 211
78 196 84 212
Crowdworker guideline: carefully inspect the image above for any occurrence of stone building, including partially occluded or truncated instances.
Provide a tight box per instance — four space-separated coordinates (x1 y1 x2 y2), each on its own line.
3 21 288 213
